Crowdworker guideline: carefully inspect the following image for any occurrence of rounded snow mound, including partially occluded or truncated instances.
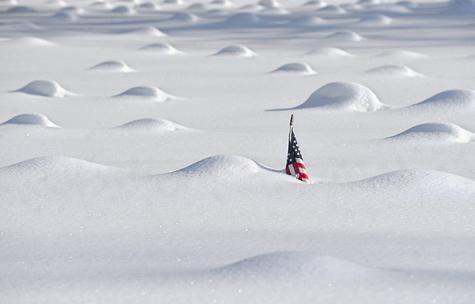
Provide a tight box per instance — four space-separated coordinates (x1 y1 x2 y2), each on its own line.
8 36 54 46
122 26 167 37
302 0 327 8
89 1 113 9
113 86 172 102
0 157 114 175
89 60 135 72
365 65 423 77
296 82 387 112
116 118 189 131
409 90 475 111
225 12 261 25
215 252 376 280
290 16 326 26
211 0 232 6
140 43 181 55
6 6 36 13
169 12 199 22
14 80 74 98
326 31 364 42
136 2 161 10
353 170 475 191
1 114 60 128
258 0 281 8
50 11 78 22
377 50 427 59
304 47 352 57
58 6 85 15
187 3 207 11
270 63 316 75
318 5 346 14
357 15 392 26
387 123 475 143
174 155 261 177
110 5 135 14
213 45 257 57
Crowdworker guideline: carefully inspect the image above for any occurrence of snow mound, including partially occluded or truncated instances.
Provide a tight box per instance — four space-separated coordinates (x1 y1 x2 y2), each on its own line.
318 5 347 14
0 157 114 175
296 82 387 112
215 252 377 281
173 155 261 178
365 65 423 77
211 0 232 6
136 2 161 10
113 86 172 102
224 12 262 25
57 6 85 15
290 16 326 26
357 15 392 26
89 1 113 9
258 0 281 8
110 5 135 14
89 60 135 72
121 26 167 37
387 123 475 143
213 45 257 57
327 31 364 42
8 36 54 46
169 12 199 22
304 47 352 57
6 6 36 13
270 63 316 75
50 11 78 22
1 114 59 128
353 169 475 192
187 3 207 11
302 0 327 8
140 43 182 55
14 80 74 98
115 118 189 131
408 90 475 111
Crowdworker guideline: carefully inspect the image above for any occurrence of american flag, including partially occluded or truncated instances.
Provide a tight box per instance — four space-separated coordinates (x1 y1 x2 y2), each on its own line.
286 115 310 183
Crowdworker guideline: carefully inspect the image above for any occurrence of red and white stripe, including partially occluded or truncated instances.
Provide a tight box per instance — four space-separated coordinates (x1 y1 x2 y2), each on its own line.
286 158 310 183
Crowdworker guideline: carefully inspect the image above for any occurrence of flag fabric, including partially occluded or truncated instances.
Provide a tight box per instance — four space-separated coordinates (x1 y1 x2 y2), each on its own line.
286 126 310 183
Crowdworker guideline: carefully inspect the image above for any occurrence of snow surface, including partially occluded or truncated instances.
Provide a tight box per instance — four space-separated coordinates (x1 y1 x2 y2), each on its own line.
1 0 475 303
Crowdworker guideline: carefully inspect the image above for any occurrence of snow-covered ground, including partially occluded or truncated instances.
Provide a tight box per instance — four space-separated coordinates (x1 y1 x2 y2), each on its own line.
1 0 475 302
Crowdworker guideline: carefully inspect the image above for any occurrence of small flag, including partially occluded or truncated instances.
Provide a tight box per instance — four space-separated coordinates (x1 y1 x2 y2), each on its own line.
286 115 310 183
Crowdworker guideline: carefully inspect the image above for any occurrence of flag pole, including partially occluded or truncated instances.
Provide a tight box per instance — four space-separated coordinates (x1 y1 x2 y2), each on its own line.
289 114 294 144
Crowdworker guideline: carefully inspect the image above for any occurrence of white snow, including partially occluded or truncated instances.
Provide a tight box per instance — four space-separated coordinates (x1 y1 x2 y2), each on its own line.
1 0 475 302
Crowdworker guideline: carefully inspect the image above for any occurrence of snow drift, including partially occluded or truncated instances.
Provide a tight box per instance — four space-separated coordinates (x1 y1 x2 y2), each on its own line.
213 45 257 57
88 60 135 72
1 113 60 128
270 63 316 75
13 80 75 98
115 118 189 132
386 123 475 143
293 82 388 111
113 86 172 102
